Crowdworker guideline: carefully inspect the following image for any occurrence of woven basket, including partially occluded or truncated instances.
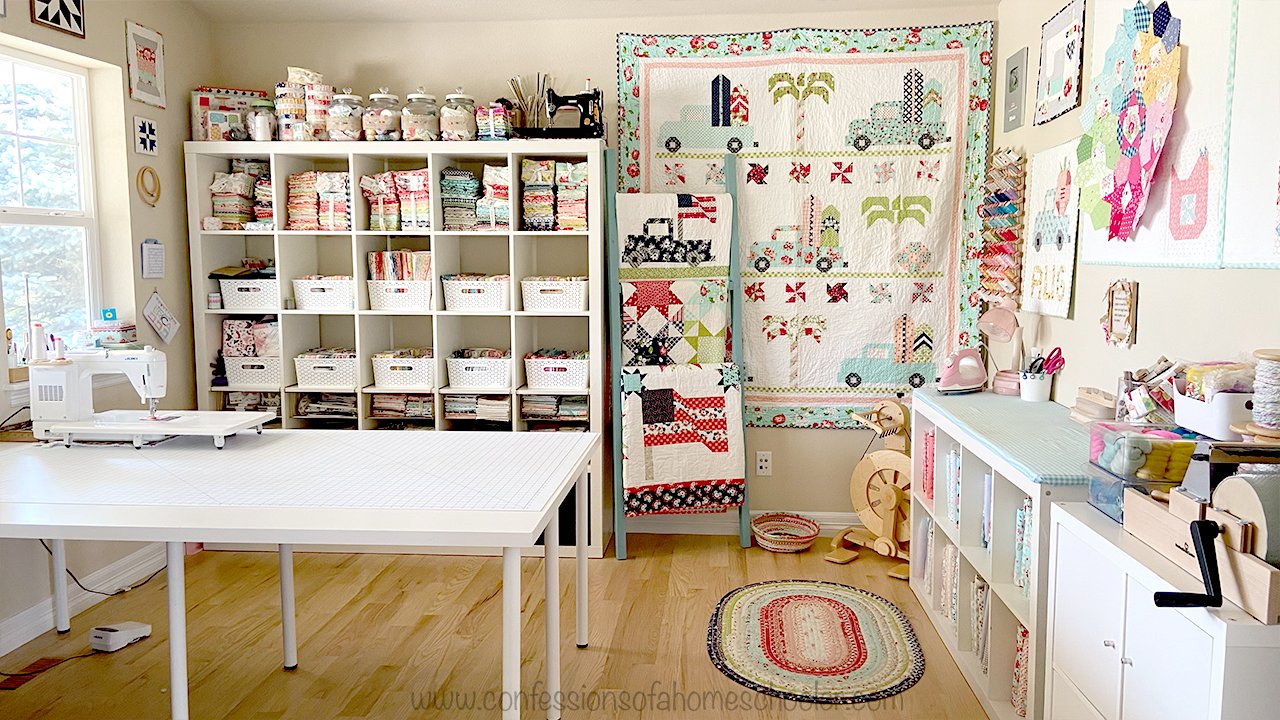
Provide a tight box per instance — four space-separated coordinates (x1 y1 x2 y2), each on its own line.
368 280 432 311
521 279 588 312
219 279 279 311
751 513 821 553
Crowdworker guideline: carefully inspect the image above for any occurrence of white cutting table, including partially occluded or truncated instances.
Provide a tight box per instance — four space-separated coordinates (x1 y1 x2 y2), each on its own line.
0 430 599 720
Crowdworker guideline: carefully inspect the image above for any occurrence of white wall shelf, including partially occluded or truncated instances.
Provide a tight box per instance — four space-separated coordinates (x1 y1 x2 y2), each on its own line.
185 139 608 557
910 387 1091 720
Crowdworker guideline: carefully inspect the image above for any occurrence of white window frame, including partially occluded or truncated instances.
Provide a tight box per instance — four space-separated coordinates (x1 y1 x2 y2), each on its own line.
0 46 104 407
0 45 102 335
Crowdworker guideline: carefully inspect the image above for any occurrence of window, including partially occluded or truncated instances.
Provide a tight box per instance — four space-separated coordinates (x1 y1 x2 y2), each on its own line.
0 48 97 349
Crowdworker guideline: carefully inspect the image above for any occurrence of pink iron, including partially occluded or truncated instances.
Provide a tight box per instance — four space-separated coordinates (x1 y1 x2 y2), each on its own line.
937 348 987 394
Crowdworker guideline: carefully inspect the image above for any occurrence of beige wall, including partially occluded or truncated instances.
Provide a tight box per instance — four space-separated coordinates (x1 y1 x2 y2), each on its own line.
209 4 996 514
995 0 1280 403
0 0 211 625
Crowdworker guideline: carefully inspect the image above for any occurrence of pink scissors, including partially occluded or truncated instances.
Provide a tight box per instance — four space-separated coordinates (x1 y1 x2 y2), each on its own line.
1030 347 1065 374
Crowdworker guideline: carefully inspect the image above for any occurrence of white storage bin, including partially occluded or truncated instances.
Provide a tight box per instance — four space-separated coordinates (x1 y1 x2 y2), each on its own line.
372 356 435 389
524 358 589 389
294 356 359 389
1173 381 1253 441
293 279 355 311
367 280 433 311
446 357 511 389
442 277 510 311
521 279 588 312
219 279 279 310
224 356 282 387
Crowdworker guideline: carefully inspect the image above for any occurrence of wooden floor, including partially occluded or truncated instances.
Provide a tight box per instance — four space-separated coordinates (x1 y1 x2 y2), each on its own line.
0 535 985 719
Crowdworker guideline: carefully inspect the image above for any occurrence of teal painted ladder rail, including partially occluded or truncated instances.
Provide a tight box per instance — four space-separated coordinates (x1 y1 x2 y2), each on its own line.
607 151 751 560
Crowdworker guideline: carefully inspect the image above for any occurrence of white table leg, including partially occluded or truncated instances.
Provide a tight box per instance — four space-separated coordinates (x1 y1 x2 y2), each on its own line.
575 470 588 649
502 547 521 720
279 544 298 670
544 514 561 720
50 539 70 634
166 541 190 720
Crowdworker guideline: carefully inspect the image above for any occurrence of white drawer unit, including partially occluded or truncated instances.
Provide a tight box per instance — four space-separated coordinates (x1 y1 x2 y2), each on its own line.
1047 503 1280 720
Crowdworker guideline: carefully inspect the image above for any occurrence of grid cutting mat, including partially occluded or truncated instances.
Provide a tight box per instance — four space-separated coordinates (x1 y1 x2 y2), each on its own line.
0 431 597 512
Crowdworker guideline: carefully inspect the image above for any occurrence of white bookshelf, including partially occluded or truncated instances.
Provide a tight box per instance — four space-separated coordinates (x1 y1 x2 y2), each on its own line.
183 139 608 557
909 387 1091 720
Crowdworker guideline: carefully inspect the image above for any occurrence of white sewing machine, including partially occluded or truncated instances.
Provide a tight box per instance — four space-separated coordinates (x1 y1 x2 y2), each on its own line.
29 346 273 448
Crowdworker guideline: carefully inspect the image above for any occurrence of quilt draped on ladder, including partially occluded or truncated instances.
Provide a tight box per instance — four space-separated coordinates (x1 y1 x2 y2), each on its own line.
617 193 745 516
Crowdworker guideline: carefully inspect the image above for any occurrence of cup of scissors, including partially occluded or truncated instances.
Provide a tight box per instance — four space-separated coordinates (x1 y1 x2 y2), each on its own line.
1020 347 1064 402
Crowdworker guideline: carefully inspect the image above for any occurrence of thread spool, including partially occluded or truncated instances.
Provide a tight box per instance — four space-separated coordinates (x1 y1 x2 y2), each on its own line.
1253 350 1280 429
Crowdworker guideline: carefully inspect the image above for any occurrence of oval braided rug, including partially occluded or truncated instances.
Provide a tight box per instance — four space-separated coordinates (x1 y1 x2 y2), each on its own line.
707 580 925 704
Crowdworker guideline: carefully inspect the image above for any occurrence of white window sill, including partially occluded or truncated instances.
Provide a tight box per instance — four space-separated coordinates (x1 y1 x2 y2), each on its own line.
7 374 130 408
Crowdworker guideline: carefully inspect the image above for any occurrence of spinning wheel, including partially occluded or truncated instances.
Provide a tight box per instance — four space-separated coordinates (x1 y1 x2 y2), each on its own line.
826 401 912 579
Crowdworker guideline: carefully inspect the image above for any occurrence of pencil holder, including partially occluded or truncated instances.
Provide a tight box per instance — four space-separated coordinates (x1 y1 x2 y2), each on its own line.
1019 372 1053 402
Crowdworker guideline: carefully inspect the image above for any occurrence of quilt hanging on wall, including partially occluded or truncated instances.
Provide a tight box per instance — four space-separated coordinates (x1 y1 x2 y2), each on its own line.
1077 0 1225 267
618 25 993 429
1021 140 1079 318
617 193 745 516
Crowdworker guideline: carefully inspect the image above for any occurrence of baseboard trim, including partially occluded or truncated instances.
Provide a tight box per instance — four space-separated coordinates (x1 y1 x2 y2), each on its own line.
0 542 166 657
624 510 860 537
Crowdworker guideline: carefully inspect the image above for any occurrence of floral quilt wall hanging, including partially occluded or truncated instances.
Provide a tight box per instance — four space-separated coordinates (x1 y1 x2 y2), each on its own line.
617 25 993 429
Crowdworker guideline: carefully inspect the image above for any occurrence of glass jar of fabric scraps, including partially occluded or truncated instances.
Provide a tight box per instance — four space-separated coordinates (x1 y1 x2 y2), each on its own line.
248 99 276 142
363 88 402 141
329 89 365 141
402 88 440 141
441 90 477 141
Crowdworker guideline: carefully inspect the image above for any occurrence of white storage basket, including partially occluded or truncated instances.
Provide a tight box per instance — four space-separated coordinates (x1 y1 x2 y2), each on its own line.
292 279 355 311
446 357 511 389
372 356 435 389
442 277 510 311
521 279 588 312
367 280 433 311
219 279 279 311
224 356 282 387
294 356 359 389
524 358 589 389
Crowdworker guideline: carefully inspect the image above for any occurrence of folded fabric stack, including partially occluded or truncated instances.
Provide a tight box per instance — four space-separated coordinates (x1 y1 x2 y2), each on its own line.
224 391 280 415
394 168 432 229
304 83 333 140
253 175 274 224
440 167 481 231
232 158 270 177
274 82 307 141
372 346 433 359
555 161 588 231
477 395 512 421
521 159 555 231
359 172 400 231
524 347 589 360
315 171 351 231
520 394 588 421
297 346 356 359
296 393 357 417
286 171 319 230
370 393 434 418
474 165 511 231
368 250 432 281
450 347 511 359
210 172 255 229
444 394 477 418
476 104 512 141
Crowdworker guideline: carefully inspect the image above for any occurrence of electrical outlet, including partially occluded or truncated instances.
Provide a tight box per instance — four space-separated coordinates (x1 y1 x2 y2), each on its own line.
755 451 772 476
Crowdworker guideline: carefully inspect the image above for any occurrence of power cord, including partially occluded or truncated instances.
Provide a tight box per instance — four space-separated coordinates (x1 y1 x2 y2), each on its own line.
0 649 99 678
39 540 166 597
1 405 29 429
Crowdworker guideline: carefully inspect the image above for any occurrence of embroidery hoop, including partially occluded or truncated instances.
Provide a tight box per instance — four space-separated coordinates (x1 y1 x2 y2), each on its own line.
136 165 161 207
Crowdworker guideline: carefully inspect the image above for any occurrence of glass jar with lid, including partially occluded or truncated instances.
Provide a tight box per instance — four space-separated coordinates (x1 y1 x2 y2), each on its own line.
402 87 439 141
248 99 276 142
363 88 402 141
440 88 477 141
328 89 364 141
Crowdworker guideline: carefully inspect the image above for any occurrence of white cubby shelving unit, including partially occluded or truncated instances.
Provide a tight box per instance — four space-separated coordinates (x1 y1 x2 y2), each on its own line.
184 139 608 557
909 387 1091 720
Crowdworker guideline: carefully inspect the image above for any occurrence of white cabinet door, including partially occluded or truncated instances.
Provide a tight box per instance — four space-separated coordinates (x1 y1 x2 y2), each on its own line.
1120 576 1212 720
1050 525 1126 720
